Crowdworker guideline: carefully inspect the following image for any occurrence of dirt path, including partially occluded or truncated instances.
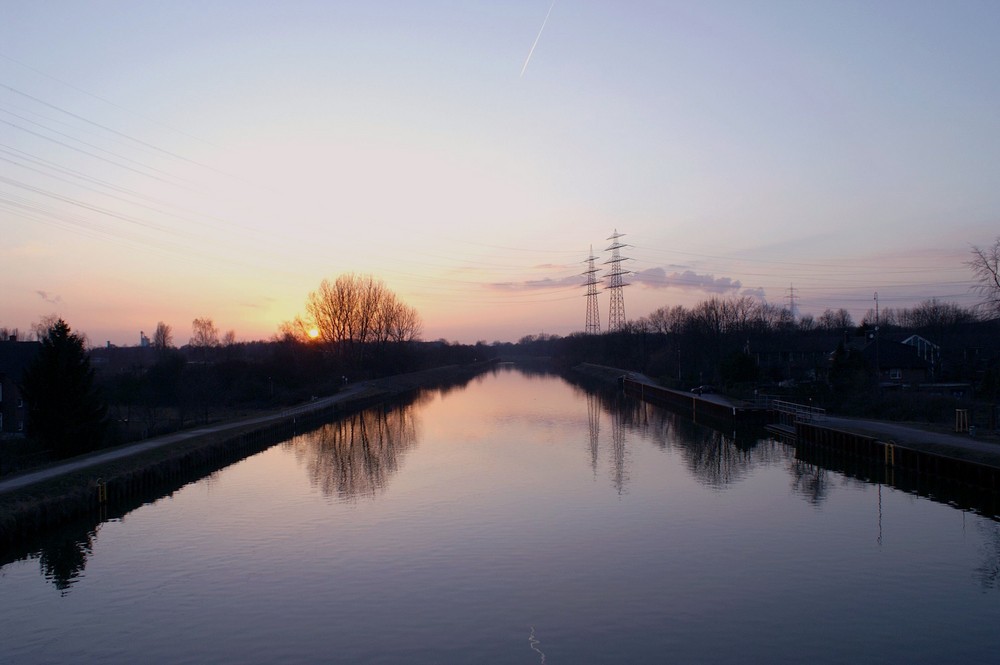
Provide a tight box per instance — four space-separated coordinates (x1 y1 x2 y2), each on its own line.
0 382 378 495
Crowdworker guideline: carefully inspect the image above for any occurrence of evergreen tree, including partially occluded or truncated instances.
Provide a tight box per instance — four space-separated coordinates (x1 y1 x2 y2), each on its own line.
20 319 108 457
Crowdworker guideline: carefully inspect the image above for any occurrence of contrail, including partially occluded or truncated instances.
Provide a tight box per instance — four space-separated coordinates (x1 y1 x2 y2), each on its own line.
520 0 557 78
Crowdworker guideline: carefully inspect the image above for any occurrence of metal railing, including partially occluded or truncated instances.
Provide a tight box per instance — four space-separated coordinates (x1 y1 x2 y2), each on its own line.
756 395 826 423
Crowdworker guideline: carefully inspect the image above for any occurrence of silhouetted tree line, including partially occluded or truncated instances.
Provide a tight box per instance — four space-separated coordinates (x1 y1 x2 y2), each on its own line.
7 286 998 463
501 296 1000 419
94 336 483 444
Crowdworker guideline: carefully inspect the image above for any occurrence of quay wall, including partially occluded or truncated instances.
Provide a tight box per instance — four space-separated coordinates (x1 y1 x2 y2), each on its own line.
619 377 769 427
576 364 1000 517
794 421 1000 516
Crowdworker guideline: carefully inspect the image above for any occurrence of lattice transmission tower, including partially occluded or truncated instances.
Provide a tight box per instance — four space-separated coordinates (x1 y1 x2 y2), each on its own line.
604 229 630 331
786 283 798 320
582 246 601 334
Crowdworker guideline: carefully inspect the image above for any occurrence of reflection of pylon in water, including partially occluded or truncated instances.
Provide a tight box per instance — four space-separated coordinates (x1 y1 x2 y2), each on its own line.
610 400 627 494
587 392 601 474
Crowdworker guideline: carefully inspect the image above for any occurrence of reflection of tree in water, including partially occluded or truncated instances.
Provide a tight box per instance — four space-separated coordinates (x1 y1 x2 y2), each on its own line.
788 461 832 505
616 395 791 489
0 515 106 594
287 402 421 500
673 426 756 488
4 519 104 594
787 461 873 506
38 528 96 594
572 380 791 491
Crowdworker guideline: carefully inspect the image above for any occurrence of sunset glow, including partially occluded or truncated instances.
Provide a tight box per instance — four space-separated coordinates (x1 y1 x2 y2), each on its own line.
3 2 998 345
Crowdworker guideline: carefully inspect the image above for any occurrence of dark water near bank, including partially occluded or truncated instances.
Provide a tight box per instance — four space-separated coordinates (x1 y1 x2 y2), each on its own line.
3 366 1000 663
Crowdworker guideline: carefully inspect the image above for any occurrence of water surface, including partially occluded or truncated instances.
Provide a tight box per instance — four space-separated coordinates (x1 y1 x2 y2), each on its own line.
3 367 1000 663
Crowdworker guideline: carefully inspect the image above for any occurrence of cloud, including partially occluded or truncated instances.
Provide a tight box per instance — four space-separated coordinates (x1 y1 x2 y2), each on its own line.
240 297 276 309
489 275 581 291
632 268 744 294
36 290 63 304
484 266 768 299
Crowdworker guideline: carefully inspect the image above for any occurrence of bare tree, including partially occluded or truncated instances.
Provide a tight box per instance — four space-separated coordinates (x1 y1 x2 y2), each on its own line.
31 314 62 341
899 298 977 329
817 308 854 331
968 237 1000 316
190 317 220 348
0 326 26 341
385 298 422 343
152 321 173 349
690 298 726 337
295 273 421 362
756 302 787 330
306 276 356 349
277 315 311 342
641 305 688 335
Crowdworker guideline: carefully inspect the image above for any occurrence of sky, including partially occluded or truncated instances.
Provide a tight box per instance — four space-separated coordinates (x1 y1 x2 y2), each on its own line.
2 1 999 346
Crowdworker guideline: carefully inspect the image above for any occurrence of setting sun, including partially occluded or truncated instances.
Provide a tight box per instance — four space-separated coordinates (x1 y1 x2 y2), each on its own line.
308 328 320 340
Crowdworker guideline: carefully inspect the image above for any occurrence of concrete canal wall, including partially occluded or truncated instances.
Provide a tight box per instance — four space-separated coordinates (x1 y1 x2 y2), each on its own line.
619 376 769 428
581 364 1000 514
793 421 1000 516
794 420 1000 489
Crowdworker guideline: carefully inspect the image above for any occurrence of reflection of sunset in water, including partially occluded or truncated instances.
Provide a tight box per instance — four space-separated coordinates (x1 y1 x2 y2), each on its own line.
5 368 1000 665
422 366 584 443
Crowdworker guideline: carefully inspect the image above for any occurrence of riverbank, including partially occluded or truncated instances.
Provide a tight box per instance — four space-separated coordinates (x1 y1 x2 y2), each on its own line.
577 363 1000 460
0 362 494 545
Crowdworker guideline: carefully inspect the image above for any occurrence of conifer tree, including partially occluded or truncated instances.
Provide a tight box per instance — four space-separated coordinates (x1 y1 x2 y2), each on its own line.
20 319 108 457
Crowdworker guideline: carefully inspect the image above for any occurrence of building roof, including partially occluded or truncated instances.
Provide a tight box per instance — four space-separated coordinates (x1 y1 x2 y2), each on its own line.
0 341 41 382
860 340 928 369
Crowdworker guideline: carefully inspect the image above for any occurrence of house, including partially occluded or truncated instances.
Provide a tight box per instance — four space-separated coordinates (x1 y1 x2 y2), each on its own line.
896 334 941 379
861 339 930 386
0 338 40 436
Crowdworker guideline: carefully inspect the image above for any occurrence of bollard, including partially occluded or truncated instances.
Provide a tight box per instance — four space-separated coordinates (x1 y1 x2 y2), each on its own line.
96 478 107 504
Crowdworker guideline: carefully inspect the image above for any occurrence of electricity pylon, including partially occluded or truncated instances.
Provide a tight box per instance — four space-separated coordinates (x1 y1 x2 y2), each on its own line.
604 229 630 331
583 246 601 334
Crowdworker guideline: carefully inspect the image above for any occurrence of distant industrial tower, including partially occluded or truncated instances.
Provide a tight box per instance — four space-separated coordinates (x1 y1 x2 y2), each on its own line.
604 229 630 331
582 246 601 334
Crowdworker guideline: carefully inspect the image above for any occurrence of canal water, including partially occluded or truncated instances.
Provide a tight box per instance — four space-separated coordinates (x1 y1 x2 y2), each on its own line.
3 366 1000 664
